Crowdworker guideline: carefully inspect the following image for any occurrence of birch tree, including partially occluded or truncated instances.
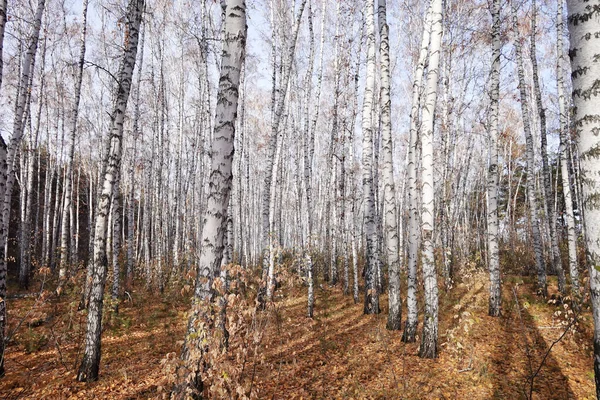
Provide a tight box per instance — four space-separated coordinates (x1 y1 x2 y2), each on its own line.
0 0 45 376
487 0 501 317
557 0 580 299
404 1 433 342
530 0 566 294
263 0 306 301
172 0 246 396
58 0 89 293
566 0 600 395
77 0 144 381
511 0 547 297
362 0 379 315
0 0 6 92
378 0 400 330
303 0 317 318
419 0 443 359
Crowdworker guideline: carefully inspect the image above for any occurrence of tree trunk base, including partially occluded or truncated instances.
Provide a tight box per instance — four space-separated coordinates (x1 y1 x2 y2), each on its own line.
402 321 417 343
77 355 99 382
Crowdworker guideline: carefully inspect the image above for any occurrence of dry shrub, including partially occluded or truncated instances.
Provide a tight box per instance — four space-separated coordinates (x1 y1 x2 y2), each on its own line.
160 264 269 399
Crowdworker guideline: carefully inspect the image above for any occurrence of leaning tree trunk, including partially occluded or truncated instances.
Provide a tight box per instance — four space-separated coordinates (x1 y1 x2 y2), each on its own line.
378 0 400 330
566 1 600 396
557 0 580 300
403 0 434 343
419 0 443 359
511 1 547 297
530 0 566 294
58 0 89 293
487 0 501 317
172 1 246 397
0 0 45 377
77 0 144 382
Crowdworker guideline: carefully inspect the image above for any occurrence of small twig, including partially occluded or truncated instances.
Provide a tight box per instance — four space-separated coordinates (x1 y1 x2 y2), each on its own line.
458 346 475 373
513 284 581 400
84 60 119 85
124 291 133 304
48 324 69 371
528 306 580 400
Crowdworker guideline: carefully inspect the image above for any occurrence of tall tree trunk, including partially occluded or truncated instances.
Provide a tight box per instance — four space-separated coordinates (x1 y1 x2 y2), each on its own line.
557 0 580 300
530 0 566 294
71 167 80 267
58 0 89 293
0 0 45 377
127 53 141 290
511 0 547 297
264 0 307 301
79 170 95 310
487 0 501 317
0 0 7 93
403 0 433 343
77 0 144 381
419 0 443 359
112 182 122 308
0 136 5 378
361 0 380 315
20 46 46 290
566 1 600 396
379 0 400 330
20 63 44 289
303 0 317 318
172 1 246 397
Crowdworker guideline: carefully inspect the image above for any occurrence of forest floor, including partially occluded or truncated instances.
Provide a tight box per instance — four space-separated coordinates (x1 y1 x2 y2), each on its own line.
0 267 596 399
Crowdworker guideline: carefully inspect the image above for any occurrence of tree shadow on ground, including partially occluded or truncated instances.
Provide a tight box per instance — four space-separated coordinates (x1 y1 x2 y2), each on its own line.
489 290 575 399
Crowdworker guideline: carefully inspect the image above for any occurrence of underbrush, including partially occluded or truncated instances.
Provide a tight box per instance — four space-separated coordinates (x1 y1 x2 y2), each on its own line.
1 255 597 399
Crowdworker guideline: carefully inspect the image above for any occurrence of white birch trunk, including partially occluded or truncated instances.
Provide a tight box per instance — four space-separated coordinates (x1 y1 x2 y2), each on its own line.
303 0 317 318
487 0 501 317
511 1 547 297
264 1 307 300
530 0 566 294
0 0 45 376
557 0 580 300
361 0 380 315
112 181 122 306
378 0 400 330
77 0 144 381
127 33 143 289
58 0 89 292
403 1 433 343
418 0 442 359
0 0 7 93
566 1 600 395
174 1 246 396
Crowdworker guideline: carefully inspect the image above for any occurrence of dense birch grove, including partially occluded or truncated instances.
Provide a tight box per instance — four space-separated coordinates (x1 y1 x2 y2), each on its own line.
1 0 600 397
